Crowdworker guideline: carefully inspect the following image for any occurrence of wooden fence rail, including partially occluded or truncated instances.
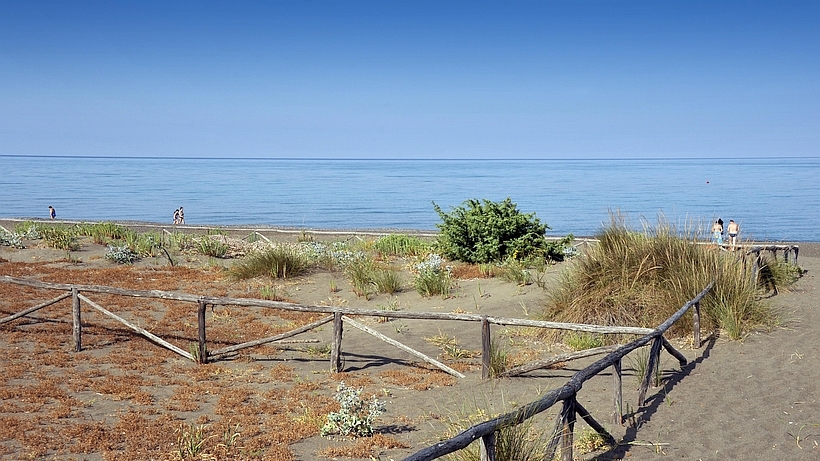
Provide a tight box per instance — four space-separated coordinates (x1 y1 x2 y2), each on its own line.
402 281 714 461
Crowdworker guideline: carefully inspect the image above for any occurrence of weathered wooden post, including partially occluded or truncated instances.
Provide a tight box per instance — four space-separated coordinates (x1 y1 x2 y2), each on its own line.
481 316 491 379
479 431 497 461
331 311 343 373
638 337 663 406
560 397 577 461
197 299 207 364
72 287 81 352
750 250 761 285
612 358 622 425
693 301 701 349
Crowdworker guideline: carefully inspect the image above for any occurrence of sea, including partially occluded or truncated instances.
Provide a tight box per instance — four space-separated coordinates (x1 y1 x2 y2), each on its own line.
1 156 818 242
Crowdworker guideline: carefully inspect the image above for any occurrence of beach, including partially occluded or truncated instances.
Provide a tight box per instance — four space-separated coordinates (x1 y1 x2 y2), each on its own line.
1 219 819 460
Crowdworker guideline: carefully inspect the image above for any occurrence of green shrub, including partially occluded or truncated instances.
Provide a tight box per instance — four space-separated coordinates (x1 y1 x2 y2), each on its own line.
345 255 377 298
565 332 603 351
373 234 431 257
540 218 776 341
76 222 127 244
0 230 25 248
433 198 567 264
230 246 312 280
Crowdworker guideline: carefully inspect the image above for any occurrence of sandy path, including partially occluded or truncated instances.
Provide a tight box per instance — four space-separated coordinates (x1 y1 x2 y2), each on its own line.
591 255 820 460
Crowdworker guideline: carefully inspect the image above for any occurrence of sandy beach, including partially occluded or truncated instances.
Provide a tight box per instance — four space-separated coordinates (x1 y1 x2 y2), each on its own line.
1 219 818 460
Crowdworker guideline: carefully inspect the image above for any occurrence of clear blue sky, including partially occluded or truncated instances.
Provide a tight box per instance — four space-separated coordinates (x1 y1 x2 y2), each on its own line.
1 1 817 158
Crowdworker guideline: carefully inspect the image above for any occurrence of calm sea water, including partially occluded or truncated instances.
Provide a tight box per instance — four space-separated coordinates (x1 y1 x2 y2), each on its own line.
1 156 818 241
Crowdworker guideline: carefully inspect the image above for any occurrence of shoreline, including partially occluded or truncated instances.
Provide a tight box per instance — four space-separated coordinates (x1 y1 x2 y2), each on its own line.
3 216 820 257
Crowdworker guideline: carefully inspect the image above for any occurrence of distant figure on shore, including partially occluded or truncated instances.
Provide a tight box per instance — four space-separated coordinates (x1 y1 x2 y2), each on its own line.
48 206 56 220
173 208 180 224
178 207 185 224
711 219 724 246
727 220 740 250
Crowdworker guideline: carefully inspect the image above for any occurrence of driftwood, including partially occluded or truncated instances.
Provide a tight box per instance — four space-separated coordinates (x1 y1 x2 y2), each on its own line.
342 316 465 378
77 294 194 361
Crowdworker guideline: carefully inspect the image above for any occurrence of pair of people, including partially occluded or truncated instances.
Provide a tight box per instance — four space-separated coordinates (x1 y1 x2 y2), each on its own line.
173 207 185 225
712 218 740 249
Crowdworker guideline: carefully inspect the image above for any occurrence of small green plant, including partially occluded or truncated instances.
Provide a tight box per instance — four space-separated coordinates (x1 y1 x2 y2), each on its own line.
105 245 140 264
488 338 509 378
499 257 532 285
306 344 331 358
575 428 611 454
0 230 25 248
413 254 453 297
176 423 211 459
345 255 377 298
627 346 663 388
321 382 386 438
259 285 283 301
565 332 603 351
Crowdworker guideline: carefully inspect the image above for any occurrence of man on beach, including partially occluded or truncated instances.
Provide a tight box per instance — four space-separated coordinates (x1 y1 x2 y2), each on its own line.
727 220 740 250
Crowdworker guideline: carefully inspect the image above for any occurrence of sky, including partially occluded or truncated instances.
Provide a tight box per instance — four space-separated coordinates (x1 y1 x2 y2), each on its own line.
1 1 818 159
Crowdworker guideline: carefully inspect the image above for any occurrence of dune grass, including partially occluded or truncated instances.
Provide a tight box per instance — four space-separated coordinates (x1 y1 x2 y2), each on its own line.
540 219 778 341
229 246 313 280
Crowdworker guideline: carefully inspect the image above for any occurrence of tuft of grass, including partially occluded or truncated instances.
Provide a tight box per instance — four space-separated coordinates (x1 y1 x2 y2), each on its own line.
345 255 378 298
488 338 509 379
757 255 801 293
540 216 777 341
197 236 229 258
565 332 603 351
373 266 404 294
498 257 532 285
575 428 612 454
230 246 312 280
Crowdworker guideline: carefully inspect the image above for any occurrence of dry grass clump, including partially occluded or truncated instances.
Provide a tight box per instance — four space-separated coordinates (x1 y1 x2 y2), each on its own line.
319 433 409 459
541 219 777 341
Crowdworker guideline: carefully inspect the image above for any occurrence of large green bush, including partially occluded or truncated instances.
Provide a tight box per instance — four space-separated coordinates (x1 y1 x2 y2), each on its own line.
433 198 563 264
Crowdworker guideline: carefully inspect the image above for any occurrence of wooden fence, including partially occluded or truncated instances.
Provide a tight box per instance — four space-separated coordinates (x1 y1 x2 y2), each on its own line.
2 275 657 380
401 282 714 461
1 275 714 460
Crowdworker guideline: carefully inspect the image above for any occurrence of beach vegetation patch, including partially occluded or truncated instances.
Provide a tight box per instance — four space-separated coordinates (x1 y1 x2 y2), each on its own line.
320 382 386 438
373 233 431 257
75 221 127 244
433 198 570 264
105 245 140 264
196 236 229 258
37 224 80 251
413 253 453 297
229 246 312 280
540 217 777 341
757 256 801 293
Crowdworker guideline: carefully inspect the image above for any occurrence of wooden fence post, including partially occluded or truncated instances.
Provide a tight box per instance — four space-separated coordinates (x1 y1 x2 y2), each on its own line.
638 337 663 406
481 316 491 379
72 287 81 352
560 397 577 461
692 301 701 349
331 311 343 373
479 431 497 461
197 299 207 364
612 358 622 425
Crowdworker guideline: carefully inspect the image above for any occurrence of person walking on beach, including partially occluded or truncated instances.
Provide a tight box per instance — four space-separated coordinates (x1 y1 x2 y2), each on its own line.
727 220 740 250
178 207 185 224
173 208 180 224
48 206 56 220
711 219 724 247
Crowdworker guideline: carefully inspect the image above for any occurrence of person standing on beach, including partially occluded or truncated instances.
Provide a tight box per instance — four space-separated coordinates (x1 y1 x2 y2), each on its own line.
727 220 740 250
178 207 184 224
711 219 724 247
173 209 180 224
48 206 56 220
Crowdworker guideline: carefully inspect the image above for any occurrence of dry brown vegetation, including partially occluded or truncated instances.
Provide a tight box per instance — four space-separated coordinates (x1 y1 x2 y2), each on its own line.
0 260 464 460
